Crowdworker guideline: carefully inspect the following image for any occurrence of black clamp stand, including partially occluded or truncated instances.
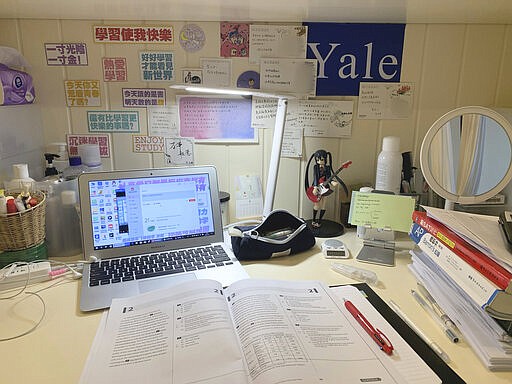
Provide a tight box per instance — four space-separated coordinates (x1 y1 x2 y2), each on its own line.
356 225 395 266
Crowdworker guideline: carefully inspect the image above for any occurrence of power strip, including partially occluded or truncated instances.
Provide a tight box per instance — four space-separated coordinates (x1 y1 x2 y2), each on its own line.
0 262 51 291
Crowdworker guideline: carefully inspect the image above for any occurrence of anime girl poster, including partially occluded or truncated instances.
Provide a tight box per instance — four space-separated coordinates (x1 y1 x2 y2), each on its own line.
220 22 249 57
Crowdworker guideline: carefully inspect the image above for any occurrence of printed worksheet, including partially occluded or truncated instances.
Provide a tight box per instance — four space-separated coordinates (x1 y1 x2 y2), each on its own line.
80 279 440 384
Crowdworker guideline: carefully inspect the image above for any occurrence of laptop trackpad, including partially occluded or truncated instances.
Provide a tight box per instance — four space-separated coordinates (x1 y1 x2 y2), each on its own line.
138 273 197 293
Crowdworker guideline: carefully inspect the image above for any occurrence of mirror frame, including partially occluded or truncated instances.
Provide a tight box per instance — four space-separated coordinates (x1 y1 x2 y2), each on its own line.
420 106 512 205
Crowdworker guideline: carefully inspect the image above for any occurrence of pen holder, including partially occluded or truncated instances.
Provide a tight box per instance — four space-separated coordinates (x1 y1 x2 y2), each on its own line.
231 209 316 260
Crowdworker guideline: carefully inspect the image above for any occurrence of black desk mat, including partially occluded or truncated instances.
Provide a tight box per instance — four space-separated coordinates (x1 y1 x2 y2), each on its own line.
338 283 466 384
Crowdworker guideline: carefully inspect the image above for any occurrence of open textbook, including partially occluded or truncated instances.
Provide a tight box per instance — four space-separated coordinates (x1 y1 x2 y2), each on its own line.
80 279 441 384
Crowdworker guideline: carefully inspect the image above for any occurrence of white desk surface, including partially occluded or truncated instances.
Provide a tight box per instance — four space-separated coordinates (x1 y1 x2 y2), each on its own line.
1 230 511 384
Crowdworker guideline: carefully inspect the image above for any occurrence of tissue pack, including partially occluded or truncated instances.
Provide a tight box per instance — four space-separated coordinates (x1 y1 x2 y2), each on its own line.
0 63 35 105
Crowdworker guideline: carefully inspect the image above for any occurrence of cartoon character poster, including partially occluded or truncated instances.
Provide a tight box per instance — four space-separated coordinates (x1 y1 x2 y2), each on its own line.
220 22 249 57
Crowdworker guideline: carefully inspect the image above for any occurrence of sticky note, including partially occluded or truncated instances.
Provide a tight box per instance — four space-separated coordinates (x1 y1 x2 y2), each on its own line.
348 191 416 233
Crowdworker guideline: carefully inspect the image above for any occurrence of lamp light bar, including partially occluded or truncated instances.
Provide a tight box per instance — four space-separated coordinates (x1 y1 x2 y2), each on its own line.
170 84 295 100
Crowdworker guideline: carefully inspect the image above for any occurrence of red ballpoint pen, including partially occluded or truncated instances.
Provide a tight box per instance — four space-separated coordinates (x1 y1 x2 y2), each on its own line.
344 298 394 355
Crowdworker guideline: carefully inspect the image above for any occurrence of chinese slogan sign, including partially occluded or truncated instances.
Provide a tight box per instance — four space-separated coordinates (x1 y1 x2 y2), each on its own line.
87 111 139 132
122 88 166 107
64 80 100 106
45 43 88 66
102 57 127 82
139 51 174 81
94 26 173 43
67 134 110 157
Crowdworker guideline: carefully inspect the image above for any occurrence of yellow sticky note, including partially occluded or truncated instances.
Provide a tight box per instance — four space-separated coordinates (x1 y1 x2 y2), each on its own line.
348 191 416 233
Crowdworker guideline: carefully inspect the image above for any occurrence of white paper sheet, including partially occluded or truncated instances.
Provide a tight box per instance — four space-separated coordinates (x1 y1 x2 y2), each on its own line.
330 285 441 384
409 249 512 371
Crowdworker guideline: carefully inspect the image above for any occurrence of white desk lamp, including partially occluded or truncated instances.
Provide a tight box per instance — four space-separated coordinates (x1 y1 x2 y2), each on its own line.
170 84 296 218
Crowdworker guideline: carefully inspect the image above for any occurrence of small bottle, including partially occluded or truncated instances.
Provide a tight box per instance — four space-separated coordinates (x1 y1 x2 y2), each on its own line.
375 136 402 194
51 142 70 174
62 156 89 180
4 163 35 192
0 189 7 215
78 143 102 172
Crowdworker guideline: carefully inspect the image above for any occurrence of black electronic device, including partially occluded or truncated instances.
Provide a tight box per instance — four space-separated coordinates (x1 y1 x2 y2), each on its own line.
322 239 349 258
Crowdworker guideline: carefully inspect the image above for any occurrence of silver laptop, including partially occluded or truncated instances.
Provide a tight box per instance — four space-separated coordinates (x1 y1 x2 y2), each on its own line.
78 165 249 312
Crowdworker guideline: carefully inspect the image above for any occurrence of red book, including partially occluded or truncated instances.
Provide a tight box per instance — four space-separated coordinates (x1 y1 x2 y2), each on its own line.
412 210 512 291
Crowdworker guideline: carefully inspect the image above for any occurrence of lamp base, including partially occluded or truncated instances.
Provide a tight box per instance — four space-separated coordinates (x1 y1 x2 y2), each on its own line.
305 219 345 238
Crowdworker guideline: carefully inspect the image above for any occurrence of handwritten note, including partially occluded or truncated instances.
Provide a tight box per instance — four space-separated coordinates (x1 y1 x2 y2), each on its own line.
148 107 179 137
251 97 279 129
358 82 414 119
295 100 353 138
260 58 317 96
348 192 416 233
164 137 194 165
281 128 303 158
249 25 308 64
200 58 231 87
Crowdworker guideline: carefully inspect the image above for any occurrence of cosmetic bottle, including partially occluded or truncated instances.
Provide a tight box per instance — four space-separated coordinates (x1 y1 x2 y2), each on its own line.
62 156 89 180
50 142 70 174
375 136 402 194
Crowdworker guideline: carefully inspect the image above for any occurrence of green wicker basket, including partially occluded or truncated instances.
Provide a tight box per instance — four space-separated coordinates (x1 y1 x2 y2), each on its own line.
0 241 48 268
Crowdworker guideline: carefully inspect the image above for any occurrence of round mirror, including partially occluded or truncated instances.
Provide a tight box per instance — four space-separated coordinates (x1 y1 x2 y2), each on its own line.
420 106 512 207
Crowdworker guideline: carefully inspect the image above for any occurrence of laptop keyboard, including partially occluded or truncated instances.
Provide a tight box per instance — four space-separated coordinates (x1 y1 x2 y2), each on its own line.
88 245 233 286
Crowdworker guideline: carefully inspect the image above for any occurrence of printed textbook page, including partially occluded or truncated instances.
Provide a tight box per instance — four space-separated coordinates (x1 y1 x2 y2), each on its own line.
80 278 439 384
226 279 407 384
80 279 246 384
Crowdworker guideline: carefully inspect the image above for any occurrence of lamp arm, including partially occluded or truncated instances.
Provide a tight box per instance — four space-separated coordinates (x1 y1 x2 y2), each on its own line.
262 98 288 217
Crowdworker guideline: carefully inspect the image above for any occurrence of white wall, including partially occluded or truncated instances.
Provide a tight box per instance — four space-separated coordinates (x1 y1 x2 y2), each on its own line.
0 105 45 181
1 20 512 223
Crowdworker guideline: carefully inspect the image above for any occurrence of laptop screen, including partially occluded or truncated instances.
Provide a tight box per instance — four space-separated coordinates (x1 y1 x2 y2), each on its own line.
87 172 215 250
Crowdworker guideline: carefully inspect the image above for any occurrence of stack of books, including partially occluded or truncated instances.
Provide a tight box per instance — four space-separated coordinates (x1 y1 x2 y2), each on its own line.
408 207 512 371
